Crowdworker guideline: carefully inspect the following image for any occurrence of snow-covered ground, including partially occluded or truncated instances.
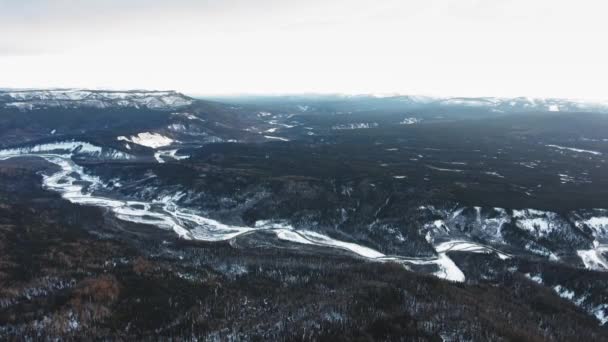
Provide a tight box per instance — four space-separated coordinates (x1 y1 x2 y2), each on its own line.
118 132 174 149
577 245 608 271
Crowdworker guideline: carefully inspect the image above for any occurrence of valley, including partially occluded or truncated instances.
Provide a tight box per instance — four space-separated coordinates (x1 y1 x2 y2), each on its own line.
1 90 608 339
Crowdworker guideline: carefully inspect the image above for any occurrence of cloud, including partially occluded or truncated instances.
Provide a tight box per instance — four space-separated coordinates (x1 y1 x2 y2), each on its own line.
0 0 607 99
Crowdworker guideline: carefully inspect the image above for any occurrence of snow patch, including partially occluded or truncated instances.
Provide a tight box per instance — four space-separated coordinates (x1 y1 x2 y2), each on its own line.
117 132 174 149
264 135 289 142
546 144 602 156
332 123 378 130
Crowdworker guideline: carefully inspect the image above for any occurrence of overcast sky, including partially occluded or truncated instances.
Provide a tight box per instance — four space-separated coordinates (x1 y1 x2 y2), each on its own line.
1 0 607 98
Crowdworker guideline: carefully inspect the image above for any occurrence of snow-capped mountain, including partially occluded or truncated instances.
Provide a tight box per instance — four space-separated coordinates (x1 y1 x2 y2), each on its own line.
0 89 194 111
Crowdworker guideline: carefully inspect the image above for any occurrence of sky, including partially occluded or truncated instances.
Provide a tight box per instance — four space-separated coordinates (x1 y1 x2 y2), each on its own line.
1 0 607 99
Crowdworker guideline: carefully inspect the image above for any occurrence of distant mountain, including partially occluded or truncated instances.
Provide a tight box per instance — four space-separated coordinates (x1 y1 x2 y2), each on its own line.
210 93 608 114
0 89 194 110
431 96 608 113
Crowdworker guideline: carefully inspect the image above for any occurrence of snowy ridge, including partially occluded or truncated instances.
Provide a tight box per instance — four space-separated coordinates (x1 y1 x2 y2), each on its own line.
0 140 133 160
0 89 193 111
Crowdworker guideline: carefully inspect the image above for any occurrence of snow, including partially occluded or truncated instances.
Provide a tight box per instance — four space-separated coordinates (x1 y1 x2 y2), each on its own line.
264 135 289 142
434 253 466 282
0 141 132 160
439 98 489 107
577 246 608 271
435 240 511 260
433 220 447 231
525 273 543 284
153 149 189 163
171 112 202 121
546 144 602 156
154 152 165 163
553 285 575 300
593 305 608 325
117 132 174 149
332 123 379 130
576 216 608 237
400 118 421 125
512 209 560 238
2 89 193 110
558 173 576 184
275 230 316 245
427 165 464 173
396 239 512 283
297 231 385 258
548 104 560 112
167 123 187 131
484 171 505 178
